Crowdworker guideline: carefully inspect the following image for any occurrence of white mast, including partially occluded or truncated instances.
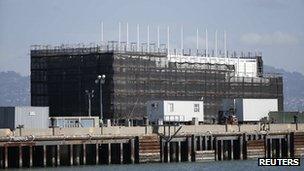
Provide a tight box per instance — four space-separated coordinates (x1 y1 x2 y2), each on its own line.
147 25 150 52
126 22 129 49
196 28 199 52
101 21 104 42
205 28 208 57
181 25 184 55
167 26 170 54
157 26 160 49
118 22 121 49
215 30 218 57
224 31 227 58
137 24 140 51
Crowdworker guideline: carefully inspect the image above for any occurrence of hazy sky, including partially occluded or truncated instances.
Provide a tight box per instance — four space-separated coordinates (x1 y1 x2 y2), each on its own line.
0 0 303 75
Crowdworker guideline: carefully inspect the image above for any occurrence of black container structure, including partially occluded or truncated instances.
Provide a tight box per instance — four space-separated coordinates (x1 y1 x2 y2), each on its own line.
30 43 283 122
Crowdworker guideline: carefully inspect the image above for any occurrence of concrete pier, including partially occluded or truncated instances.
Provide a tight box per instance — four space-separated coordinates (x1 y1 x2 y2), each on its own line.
0 124 304 168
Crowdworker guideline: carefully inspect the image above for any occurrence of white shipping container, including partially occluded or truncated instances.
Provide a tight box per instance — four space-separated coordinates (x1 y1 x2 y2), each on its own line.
0 106 49 130
147 100 204 122
221 98 278 121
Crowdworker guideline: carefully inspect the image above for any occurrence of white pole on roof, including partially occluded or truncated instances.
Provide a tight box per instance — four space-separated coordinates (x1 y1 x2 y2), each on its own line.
167 26 170 54
196 28 199 52
126 22 129 48
224 31 227 58
181 25 184 55
205 28 208 57
101 21 104 42
157 26 160 49
137 24 140 51
147 25 150 52
118 22 121 49
215 30 218 57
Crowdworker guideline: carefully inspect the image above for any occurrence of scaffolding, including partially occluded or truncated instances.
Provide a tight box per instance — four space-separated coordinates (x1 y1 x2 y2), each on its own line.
31 43 283 122
30 41 262 59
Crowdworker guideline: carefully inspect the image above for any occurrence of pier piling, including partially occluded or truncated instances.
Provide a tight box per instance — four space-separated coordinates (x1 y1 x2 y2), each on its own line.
43 145 46 167
187 137 191 162
83 144 86 165
120 143 123 164
130 139 135 164
56 145 60 166
19 145 23 168
108 143 111 164
29 146 33 167
70 145 74 165
95 144 99 164
4 146 7 168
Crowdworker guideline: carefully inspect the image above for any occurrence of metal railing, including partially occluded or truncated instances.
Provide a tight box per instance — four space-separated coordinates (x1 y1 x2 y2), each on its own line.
30 41 262 59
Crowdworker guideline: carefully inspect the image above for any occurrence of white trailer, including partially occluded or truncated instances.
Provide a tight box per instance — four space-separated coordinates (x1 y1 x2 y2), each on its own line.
221 98 278 122
147 100 204 122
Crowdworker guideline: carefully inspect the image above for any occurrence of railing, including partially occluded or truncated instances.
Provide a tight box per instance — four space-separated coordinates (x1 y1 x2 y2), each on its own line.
30 41 262 59
164 115 185 122
263 73 282 78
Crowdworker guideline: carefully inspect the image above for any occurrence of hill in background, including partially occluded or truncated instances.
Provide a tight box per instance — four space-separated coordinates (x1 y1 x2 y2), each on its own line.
0 71 30 106
264 65 304 111
0 66 303 111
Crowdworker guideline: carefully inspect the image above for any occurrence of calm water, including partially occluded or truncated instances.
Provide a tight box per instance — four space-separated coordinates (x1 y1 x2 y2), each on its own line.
4 160 303 171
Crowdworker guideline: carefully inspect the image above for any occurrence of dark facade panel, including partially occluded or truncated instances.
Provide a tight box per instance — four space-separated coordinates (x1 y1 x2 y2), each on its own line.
0 107 15 129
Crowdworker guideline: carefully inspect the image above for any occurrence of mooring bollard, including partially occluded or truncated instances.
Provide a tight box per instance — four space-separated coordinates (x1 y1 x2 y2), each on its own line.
191 117 199 125
107 119 111 127
125 119 131 127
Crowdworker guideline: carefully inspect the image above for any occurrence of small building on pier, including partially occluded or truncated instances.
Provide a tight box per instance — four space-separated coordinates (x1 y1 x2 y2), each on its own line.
0 106 49 130
221 98 278 122
147 100 204 123
50 116 100 128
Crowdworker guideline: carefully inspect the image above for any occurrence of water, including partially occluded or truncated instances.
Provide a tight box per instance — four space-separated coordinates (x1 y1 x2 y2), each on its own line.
4 160 303 171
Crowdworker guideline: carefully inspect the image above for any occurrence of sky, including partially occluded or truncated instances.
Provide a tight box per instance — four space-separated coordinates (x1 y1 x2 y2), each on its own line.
0 0 303 76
